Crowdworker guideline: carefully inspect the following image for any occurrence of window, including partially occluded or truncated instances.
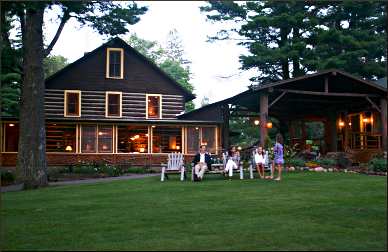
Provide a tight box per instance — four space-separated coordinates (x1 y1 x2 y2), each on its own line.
64 90 81 117
152 126 182 153
186 126 217 154
146 94 162 119
106 92 122 117
201 127 216 154
98 126 113 153
3 123 19 152
106 48 124 79
117 125 149 153
81 125 97 153
46 124 76 152
186 126 199 154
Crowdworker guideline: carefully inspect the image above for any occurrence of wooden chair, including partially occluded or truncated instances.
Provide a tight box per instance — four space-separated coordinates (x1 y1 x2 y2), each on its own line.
161 153 186 182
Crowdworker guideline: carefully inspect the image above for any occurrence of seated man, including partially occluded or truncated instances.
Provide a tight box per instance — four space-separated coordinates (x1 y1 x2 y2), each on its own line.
193 145 212 181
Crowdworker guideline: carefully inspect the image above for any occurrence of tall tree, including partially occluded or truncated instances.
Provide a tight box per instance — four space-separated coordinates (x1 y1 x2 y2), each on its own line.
200 1 386 84
127 32 195 112
1 1 147 188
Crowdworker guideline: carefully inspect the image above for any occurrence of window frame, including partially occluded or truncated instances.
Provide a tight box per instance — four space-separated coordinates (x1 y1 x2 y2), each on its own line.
105 91 122 118
146 94 163 119
106 48 124 79
64 90 81 117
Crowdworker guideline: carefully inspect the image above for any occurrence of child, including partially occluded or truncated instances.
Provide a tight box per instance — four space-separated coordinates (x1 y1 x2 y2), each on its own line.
254 146 266 179
224 150 237 179
272 133 284 181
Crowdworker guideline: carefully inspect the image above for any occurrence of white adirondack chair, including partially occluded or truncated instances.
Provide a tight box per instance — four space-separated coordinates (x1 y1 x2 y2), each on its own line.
223 152 244 179
249 150 272 179
161 153 185 182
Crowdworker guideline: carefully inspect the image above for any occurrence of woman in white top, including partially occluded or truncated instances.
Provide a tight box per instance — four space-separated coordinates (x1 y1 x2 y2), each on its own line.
254 146 266 179
224 150 237 179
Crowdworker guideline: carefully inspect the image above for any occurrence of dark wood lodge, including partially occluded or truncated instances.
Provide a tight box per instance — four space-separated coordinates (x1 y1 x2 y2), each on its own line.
0 38 222 167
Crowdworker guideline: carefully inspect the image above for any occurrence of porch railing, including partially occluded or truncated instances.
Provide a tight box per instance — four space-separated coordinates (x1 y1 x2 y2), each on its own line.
349 132 382 150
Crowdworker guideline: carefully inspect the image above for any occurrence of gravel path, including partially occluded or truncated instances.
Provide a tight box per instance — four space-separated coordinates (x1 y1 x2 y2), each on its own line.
1 173 160 192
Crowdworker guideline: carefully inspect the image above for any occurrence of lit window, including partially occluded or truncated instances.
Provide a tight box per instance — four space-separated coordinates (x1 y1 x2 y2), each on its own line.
98 126 113 153
152 126 182 153
147 95 161 119
64 91 81 117
117 125 149 153
106 92 122 117
106 48 123 79
46 124 76 152
81 125 97 153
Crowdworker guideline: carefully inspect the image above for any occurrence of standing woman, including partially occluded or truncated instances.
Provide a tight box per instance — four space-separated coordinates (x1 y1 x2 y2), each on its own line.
272 133 284 181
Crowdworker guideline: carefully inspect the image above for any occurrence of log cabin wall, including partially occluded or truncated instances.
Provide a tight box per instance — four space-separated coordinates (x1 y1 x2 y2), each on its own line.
45 89 185 120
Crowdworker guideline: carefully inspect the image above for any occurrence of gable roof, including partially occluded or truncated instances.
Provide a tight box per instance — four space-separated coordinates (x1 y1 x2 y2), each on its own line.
45 37 195 101
179 69 387 120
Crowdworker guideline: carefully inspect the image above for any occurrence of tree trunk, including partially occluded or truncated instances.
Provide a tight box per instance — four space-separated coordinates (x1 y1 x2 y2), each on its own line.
16 4 48 188
279 28 290 79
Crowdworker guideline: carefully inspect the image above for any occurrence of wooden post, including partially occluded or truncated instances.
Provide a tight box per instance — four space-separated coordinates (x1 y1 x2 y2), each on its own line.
380 98 387 151
344 113 349 151
301 120 306 151
221 105 230 152
329 114 338 152
260 93 268 147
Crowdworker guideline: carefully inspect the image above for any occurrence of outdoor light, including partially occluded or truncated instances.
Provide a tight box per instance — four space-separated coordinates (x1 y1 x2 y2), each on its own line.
152 125 156 128
145 133 149 137
195 127 199 130
9 123 15 127
176 146 180 150
98 132 103 135
363 118 369 123
65 145 73 151
237 146 242 151
266 122 273 128
254 120 260 126
348 122 352 126
338 121 345 127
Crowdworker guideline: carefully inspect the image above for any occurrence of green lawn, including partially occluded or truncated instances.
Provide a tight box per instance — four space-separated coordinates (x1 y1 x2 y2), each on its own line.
1 172 386 251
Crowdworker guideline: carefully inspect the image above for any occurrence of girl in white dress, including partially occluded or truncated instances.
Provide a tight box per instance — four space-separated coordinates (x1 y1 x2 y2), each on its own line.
224 150 237 179
254 146 266 179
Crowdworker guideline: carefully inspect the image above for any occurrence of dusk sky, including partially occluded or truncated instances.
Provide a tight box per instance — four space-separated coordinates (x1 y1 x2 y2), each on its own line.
41 1 257 108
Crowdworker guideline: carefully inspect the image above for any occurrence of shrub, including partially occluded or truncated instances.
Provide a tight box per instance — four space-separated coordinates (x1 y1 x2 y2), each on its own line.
126 167 147 174
287 158 305 167
99 164 121 176
317 158 336 168
1 170 16 185
368 158 387 172
72 165 96 174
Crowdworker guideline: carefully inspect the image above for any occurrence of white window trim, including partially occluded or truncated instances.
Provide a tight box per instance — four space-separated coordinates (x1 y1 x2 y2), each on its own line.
146 94 163 119
64 90 81 117
105 91 122 118
106 48 124 79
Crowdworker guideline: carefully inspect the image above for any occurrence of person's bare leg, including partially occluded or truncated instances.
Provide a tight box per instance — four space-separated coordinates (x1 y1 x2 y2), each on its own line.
275 164 282 181
270 161 275 179
256 165 261 178
258 164 264 178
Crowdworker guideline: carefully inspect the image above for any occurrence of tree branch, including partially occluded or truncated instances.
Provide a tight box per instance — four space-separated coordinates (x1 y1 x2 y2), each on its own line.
43 9 70 58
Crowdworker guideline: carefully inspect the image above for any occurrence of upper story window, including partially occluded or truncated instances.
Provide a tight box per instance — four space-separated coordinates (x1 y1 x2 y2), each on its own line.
106 48 124 79
105 92 122 117
146 94 162 119
64 90 81 117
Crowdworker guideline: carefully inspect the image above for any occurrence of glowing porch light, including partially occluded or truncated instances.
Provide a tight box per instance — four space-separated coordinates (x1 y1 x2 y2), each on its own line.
237 146 242 151
266 122 273 128
348 122 352 126
338 121 345 127
254 120 260 126
363 118 369 123
65 145 73 151
9 123 15 127
151 125 156 128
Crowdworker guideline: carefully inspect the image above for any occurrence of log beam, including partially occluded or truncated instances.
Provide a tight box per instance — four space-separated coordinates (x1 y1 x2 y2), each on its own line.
260 93 268 147
380 98 387 151
277 89 379 98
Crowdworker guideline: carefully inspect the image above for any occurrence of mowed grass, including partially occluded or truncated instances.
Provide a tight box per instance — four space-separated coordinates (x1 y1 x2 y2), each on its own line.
1 172 386 251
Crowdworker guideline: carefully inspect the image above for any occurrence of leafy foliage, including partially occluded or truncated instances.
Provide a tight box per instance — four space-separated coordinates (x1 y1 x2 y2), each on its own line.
43 55 68 78
200 1 386 84
368 158 387 172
